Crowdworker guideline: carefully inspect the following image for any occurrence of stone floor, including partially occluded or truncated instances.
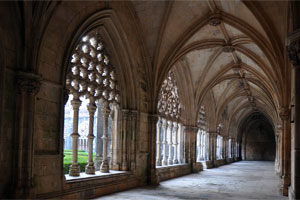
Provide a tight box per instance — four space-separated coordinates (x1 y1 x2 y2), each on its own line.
96 161 288 200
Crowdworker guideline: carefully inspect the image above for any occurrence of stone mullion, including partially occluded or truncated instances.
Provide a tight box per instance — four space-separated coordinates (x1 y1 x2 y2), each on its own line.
173 122 179 164
168 121 174 165
162 119 168 166
69 99 82 176
156 118 162 166
100 103 111 173
85 103 96 174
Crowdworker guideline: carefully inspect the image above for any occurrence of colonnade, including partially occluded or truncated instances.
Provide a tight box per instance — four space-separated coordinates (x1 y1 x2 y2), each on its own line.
156 118 183 166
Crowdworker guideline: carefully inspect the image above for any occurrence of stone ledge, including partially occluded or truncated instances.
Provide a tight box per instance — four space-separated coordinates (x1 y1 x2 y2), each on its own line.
65 170 130 182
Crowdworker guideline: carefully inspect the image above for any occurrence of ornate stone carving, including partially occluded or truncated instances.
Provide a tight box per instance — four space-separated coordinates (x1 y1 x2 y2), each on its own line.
279 107 290 120
222 44 235 53
66 31 120 104
208 13 222 26
17 71 42 94
286 29 300 66
157 70 181 121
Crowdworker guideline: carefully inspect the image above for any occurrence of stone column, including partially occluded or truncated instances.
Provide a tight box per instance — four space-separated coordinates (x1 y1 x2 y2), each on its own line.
100 102 111 173
162 118 168 166
69 99 82 176
185 126 198 172
156 118 162 166
168 120 174 165
223 136 228 161
95 103 103 170
287 30 300 199
197 129 201 162
85 103 96 174
173 122 179 164
148 114 159 185
15 72 41 198
121 109 129 171
279 108 291 196
210 133 217 165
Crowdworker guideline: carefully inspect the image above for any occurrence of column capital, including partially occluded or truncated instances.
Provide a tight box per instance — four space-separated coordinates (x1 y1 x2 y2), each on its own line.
17 71 42 94
71 99 82 110
279 107 290 121
287 28 300 67
87 103 97 114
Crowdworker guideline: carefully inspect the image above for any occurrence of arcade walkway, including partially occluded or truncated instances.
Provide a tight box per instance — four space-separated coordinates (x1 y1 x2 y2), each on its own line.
97 161 287 200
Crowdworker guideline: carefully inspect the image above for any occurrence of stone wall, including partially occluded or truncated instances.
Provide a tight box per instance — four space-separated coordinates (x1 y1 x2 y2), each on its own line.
245 122 276 161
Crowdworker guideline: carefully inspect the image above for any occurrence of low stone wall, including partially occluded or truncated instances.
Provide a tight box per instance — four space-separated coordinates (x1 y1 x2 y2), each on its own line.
36 172 139 199
226 158 234 164
214 159 226 167
157 164 191 182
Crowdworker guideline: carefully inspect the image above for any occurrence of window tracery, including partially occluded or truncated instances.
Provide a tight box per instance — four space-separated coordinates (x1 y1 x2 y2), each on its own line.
64 31 120 176
156 70 183 167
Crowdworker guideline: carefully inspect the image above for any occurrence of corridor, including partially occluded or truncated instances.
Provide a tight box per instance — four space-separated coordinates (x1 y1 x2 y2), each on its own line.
97 161 287 200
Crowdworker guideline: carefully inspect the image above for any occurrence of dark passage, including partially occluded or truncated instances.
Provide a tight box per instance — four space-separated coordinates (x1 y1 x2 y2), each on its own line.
240 112 276 161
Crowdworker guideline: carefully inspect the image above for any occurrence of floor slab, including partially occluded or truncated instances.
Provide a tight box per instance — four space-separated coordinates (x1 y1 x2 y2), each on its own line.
95 161 288 200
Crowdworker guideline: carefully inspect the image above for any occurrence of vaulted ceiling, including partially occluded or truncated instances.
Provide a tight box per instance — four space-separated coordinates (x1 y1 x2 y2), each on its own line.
132 0 290 137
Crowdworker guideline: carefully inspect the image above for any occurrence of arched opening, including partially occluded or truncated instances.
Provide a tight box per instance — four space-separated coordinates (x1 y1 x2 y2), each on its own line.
240 112 276 161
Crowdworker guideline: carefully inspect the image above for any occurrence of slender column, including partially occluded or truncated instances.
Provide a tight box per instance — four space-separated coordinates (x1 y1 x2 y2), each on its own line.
85 103 96 174
279 108 291 196
121 109 129 171
162 118 168 165
173 122 179 164
15 72 41 198
156 118 162 166
69 99 82 176
168 121 174 165
287 30 300 199
100 102 111 173
197 129 201 162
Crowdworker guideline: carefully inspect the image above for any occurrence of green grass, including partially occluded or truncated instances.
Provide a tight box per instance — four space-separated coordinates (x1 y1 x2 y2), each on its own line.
64 149 97 174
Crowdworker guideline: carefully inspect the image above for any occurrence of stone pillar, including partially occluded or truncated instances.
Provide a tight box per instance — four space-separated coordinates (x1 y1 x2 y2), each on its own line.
279 108 291 196
197 129 201 162
100 102 111 173
209 132 217 165
95 103 103 171
287 29 300 199
162 118 168 166
223 136 228 161
85 103 96 174
173 122 179 164
69 99 82 176
15 72 41 198
121 109 129 171
148 114 159 185
156 118 162 166
184 126 197 171
168 120 174 165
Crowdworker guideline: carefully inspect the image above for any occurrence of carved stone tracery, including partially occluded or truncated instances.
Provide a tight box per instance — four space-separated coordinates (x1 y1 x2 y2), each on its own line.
66 31 120 104
157 70 181 121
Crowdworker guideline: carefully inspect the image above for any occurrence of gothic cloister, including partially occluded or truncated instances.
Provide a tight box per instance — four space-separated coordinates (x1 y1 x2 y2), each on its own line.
0 1 299 199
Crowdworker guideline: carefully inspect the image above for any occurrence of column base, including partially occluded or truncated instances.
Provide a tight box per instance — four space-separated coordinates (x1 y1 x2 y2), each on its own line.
156 159 162 166
94 156 102 171
85 164 95 174
173 159 178 164
100 160 109 173
168 159 173 165
121 162 128 171
69 164 80 176
162 159 168 166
